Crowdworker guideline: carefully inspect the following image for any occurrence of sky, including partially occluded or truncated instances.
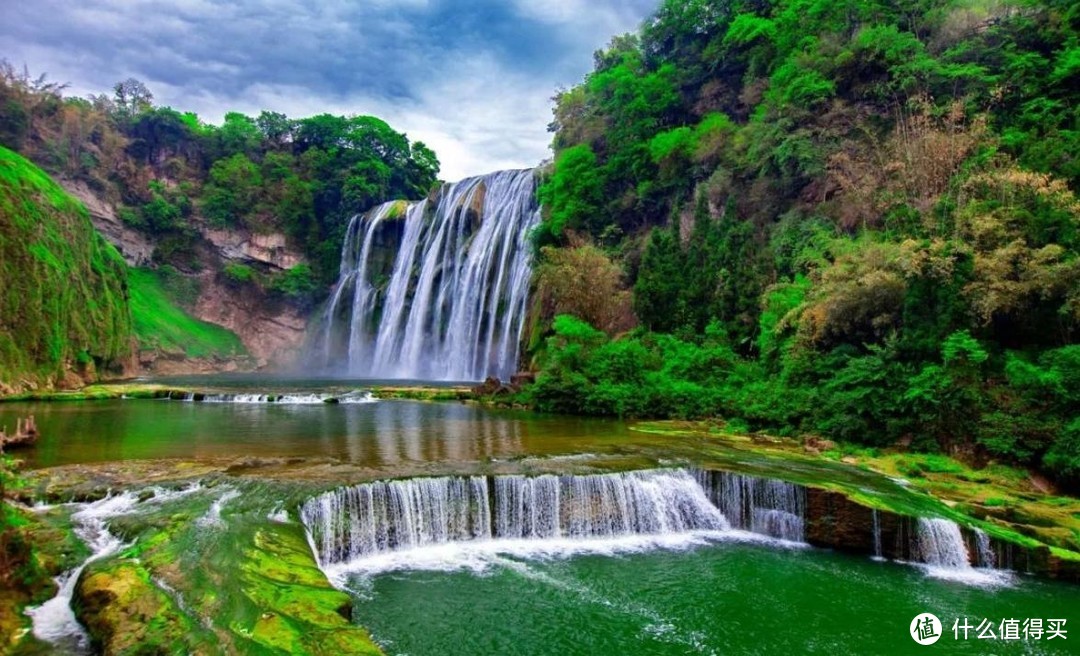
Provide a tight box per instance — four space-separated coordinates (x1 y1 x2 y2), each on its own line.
0 0 657 181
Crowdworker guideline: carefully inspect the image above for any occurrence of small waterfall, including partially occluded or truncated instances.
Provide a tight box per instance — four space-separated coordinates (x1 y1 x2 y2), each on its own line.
302 476 493 565
320 168 541 381
914 518 971 569
973 529 995 568
696 471 806 542
301 469 730 567
871 510 884 560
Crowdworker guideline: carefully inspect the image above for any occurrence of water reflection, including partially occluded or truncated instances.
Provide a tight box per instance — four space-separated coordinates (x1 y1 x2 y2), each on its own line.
2 399 626 470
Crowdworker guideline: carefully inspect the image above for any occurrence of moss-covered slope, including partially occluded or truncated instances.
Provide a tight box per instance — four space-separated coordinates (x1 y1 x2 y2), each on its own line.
0 146 133 389
128 267 246 360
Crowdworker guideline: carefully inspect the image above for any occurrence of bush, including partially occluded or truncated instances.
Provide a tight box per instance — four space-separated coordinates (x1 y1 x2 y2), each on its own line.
222 263 256 286
269 264 318 307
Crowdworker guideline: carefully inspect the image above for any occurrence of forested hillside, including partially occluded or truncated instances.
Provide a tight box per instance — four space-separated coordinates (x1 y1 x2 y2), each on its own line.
0 146 132 390
0 65 440 295
530 0 1080 487
0 63 442 373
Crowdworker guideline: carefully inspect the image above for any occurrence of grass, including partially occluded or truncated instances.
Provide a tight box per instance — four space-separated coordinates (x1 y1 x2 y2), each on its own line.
128 268 246 359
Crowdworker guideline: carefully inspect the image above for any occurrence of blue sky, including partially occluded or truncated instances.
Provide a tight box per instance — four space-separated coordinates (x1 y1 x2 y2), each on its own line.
0 0 657 181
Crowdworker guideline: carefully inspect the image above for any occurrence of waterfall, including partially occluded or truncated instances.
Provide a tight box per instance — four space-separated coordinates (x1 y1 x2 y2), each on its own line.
914 518 971 569
973 529 995 568
321 168 541 381
695 471 806 542
301 469 733 567
871 509 883 560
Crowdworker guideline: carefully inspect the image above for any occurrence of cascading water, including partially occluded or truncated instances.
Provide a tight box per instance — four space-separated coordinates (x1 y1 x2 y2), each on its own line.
321 168 541 381
973 528 996 568
871 509 884 560
695 470 806 542
910 517 1013 585
300 469 733 569
26 483 205 652
164 391 377 404
299 469 1016 586
914 517 971 569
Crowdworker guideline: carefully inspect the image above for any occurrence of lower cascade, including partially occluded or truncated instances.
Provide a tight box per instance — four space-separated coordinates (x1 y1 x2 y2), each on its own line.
695 470 806 542
300 468 1017 583
300 469 807 568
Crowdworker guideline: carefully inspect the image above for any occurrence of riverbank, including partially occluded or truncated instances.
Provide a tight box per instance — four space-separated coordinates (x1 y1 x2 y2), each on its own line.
0 382 476 404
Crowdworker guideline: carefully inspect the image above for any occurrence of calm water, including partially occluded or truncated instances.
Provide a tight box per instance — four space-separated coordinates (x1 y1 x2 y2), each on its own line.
1 396 631 469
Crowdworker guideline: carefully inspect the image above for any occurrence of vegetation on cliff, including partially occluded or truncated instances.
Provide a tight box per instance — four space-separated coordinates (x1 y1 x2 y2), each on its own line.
0 145 133 388
531 0 1080 488
128 267 246 360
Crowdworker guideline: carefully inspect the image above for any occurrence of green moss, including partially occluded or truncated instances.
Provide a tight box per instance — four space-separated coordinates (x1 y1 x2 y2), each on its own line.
74 558 214 655
1 384 188 402
49 480 384 655
128 267 247 359
238 527 383 655
369 385 473 402
0 146 133 387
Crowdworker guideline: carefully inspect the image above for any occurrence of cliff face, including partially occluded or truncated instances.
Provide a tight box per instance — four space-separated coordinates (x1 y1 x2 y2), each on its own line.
60 179 155 266
193 271 307 369
0 147 134 392
60 179 311 372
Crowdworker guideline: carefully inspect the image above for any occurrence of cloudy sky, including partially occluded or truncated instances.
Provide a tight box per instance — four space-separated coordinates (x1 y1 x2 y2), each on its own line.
0 0 657 181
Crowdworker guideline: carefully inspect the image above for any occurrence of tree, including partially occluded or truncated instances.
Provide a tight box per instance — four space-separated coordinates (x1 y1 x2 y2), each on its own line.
112 77 153 121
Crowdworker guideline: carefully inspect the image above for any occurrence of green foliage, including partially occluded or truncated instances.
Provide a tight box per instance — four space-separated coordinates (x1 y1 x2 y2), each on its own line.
269 264 317 304
127 268 245 359
0 68 440 293
634 196 763 344
1044 419 1080 483
222 263 256 286
527 0 1080 488
203 154 262 228
0 146 133 386
536 145 604 242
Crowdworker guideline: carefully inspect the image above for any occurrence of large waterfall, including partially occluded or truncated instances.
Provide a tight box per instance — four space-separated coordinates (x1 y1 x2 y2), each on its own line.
321 168 540 381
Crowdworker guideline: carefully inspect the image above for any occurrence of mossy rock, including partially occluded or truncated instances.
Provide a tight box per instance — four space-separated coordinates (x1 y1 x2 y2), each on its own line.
236 525 383 655
73 558 211 655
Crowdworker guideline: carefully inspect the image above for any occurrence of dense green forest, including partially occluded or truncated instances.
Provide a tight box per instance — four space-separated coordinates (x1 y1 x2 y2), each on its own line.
0 65 440 294
529 0 1080 488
